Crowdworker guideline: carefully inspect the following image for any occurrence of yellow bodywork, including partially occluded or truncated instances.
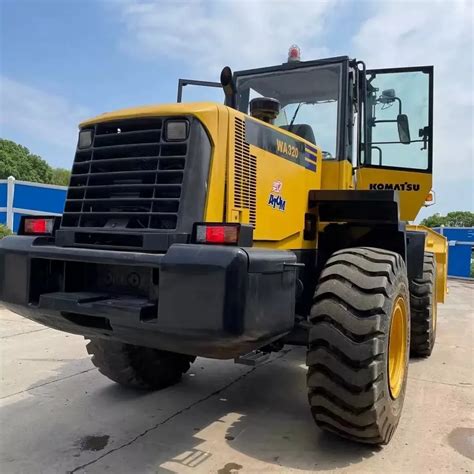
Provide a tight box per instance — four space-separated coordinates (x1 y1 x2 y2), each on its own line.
225 109 322 250
81 102 230 224
82 102 448 303
357 168 433 222
406 225 448 303
81 102 321 251
321 159 354 191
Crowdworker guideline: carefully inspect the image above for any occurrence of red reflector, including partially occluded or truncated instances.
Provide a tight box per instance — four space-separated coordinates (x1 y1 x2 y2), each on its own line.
195 224 240 245
24 218 53 235
206 226 225 243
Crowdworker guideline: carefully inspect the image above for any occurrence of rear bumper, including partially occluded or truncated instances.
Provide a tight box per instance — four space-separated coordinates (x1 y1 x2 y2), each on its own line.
0 236 297 358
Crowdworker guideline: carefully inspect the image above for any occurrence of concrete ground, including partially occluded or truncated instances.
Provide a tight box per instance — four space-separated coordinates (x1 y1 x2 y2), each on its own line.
0 280 472 474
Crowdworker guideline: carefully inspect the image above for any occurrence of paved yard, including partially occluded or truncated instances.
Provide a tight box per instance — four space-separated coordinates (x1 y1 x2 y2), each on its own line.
0 280 472 473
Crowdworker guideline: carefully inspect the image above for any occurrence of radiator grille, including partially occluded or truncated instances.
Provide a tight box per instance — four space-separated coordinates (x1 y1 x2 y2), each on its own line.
234 118 257 227
62 118 188 230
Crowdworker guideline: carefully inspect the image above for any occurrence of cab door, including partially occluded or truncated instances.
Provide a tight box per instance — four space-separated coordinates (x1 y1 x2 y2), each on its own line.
357 66 433 221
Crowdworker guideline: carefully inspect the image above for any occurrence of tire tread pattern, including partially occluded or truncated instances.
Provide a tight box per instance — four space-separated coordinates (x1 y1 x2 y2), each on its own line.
307 247 409 444
409 253 436 356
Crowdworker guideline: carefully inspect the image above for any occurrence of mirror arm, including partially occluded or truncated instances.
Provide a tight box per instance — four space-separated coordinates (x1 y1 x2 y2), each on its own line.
176 79 221 103
395 97 402 114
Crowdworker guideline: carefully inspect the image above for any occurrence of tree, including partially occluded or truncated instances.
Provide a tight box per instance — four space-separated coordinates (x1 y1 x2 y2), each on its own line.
0 139 53 183
51 168 71 186
0 139 70 186
421 211 474 228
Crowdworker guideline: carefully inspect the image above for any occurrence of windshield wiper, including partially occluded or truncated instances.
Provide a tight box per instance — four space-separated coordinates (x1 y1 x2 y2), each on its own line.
288 102 303 133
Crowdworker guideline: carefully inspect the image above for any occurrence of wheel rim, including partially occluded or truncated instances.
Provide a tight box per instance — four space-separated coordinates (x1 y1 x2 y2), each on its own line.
388 296 408 399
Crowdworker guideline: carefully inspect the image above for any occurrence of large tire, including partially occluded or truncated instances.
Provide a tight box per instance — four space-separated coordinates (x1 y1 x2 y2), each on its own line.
86 338 195 390
409 252 437 357
307 247 410 444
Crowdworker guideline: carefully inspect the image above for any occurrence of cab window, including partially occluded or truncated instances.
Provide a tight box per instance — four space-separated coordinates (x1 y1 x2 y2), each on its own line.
362 69 432 171
236 64 342 159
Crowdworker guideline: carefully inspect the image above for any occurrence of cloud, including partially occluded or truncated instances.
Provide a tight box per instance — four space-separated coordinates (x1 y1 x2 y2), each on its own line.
5 0 465 216
114 0 473 215
353 0 474 186
111 0 336 75
0 77 89 155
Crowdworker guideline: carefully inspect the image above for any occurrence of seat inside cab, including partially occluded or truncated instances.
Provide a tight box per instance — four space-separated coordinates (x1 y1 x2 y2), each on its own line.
279 124 316 144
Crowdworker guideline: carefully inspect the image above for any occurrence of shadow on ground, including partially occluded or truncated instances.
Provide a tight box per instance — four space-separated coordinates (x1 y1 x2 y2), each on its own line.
1 348 380 473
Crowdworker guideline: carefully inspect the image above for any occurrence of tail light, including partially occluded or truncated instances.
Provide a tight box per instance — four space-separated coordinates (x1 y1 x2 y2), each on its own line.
19 216 59 236
192 223 253 246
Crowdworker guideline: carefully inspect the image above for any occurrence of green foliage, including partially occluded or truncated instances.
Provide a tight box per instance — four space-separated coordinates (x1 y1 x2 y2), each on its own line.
421 211 474 228
0 139 70 186
420 213 445 228
51 168 71 186
0 224 12 239
0 139 53 183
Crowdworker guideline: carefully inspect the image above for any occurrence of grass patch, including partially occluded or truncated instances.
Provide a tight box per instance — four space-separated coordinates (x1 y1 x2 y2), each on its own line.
0 224 12 239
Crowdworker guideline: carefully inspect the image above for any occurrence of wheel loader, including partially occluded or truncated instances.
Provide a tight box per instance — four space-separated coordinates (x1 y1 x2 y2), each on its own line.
0 47 448 444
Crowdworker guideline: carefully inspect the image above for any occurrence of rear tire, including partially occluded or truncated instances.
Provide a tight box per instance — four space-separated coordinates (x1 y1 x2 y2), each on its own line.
86 338 195 390
307 247 410 444
409 252 437 357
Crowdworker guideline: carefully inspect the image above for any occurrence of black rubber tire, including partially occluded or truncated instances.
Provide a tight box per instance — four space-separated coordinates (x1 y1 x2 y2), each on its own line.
86 338 195 390
409 252 437 357
307 247 410 445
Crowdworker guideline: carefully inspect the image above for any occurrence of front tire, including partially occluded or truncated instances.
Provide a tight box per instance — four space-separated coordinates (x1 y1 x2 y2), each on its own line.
307 247 410 444
409 252 437 357
86 338 195 390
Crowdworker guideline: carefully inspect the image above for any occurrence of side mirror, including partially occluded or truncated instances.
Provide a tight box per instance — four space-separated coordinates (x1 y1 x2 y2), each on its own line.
220 66 236 108
220 66 233 89
397 114 411 144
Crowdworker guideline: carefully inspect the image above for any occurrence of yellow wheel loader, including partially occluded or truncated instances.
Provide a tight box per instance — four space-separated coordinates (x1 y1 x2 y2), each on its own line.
0 48 447 444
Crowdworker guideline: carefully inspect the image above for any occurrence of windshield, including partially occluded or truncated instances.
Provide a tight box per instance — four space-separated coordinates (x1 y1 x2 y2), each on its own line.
236 64 342 158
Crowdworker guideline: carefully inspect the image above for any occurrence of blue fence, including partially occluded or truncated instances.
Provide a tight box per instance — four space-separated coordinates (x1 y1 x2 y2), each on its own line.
434 227 474 278
0 177 67 233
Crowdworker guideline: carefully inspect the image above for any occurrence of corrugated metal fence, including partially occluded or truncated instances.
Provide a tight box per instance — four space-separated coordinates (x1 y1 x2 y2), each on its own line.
434 227 474 278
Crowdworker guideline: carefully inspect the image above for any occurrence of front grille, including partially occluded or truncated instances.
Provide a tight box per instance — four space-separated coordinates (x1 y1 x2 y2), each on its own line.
62 118 188 230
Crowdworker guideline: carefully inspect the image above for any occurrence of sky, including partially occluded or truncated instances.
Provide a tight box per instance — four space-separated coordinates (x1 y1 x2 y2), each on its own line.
0 0 473 221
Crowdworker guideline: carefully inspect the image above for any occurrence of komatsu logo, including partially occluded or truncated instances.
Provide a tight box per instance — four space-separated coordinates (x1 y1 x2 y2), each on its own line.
369 183 421 191
268 193 286 211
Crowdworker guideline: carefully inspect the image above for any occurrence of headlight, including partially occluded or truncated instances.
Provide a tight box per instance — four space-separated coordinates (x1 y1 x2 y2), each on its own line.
165 120 188 141
78 129 93 148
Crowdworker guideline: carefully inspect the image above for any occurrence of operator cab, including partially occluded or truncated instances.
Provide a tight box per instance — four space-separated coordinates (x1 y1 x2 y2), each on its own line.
177 47 434 220
227 47 432 174
234 46 341 160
